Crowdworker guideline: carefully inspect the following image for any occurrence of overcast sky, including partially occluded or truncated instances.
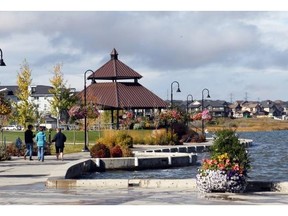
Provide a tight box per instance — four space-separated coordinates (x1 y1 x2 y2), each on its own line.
1 11 288 102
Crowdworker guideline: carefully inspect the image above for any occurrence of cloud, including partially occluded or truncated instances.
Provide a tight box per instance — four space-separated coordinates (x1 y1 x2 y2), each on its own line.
1 11 288 101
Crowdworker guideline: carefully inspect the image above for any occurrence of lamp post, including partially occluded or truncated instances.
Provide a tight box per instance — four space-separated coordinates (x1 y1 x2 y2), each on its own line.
186 94 194 127
0 49 6 66
186 94 194 114
201 88 210 136
82 69 94 152
170 81 181 108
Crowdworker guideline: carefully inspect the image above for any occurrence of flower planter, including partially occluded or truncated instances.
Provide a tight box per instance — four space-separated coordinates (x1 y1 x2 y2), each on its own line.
196 169 247 193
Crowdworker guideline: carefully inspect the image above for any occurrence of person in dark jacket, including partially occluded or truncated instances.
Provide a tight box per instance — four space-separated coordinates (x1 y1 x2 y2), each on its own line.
52 128 67 161
24 124 35 161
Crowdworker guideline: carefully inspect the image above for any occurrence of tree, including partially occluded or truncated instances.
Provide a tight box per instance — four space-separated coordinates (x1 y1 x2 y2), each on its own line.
14 60 37 128
49 63 77 125
0 91 12 127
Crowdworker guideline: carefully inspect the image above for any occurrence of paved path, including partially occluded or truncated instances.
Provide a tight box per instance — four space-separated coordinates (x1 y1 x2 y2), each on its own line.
1 146 288 205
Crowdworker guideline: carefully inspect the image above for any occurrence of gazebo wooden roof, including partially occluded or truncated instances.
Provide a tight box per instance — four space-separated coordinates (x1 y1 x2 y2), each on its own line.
79 48 167 110
88 48 143 81
85 82 167 109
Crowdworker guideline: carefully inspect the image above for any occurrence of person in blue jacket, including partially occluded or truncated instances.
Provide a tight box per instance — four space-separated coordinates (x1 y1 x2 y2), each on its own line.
35 126 47 162
15 137 23 157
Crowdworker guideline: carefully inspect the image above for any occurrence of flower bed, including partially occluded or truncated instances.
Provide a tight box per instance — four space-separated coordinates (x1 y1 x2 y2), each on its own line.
196 129 250 193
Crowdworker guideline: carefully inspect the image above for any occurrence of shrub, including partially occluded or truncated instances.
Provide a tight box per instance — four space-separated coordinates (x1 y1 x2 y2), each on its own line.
5 143 25 156
171 122 187 139
97 136 116 149
110 145 123 157
120 145 133 157
204 128 251 177
90 142 111 158
148 129 179 145
0 144 11 161
166 131 179 145
180 131 206 143
115 131 133 148
5 143 52 156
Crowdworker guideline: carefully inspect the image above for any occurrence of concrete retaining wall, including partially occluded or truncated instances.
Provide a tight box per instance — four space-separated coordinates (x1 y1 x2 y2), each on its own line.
47 152 197 185
147 145 208 153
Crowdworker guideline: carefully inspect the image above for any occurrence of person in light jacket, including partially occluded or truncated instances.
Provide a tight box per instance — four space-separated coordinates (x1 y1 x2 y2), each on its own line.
52 128 67 161
35 126 47 162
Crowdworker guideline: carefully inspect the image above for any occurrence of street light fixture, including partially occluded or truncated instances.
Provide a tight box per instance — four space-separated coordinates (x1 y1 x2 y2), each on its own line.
82 69 94 152
201 88 211 136
0 49 6 66
170 81 181 108
186 94 194 114
186 94 194 127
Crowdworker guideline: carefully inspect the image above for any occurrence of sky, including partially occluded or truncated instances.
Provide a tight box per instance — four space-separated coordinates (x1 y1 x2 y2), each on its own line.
1 2 288 103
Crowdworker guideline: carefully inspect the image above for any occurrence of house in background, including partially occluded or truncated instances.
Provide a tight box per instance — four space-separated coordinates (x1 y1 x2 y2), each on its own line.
0 85 71 127
229 101 243 118
241 101 262 118
206 100 230 117
188 100 230 117
0 86 19 104
260 100 284 117
230 101 262 118
0 85 54 115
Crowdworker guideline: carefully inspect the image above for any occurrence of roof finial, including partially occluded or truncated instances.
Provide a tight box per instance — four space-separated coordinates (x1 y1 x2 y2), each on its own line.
110 48 118 60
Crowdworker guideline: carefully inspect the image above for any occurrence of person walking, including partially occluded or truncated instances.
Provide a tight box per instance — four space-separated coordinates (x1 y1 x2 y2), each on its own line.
24 124 35 161
35 126 47 162
15 137 23 157
52 128 67 161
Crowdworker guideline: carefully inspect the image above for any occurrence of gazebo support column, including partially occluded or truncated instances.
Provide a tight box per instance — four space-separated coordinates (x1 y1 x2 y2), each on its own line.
111 109 114 129
116 109 120 129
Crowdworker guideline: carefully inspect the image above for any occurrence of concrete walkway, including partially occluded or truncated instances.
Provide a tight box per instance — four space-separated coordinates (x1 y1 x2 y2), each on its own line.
1 144 288 205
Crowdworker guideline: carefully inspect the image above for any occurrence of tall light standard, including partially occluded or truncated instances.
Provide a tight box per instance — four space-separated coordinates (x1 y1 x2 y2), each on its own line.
0 49 6 66
186 94 194 127
186 94 194 114
170 81 181 108
83 69 94 152
201 88 210 136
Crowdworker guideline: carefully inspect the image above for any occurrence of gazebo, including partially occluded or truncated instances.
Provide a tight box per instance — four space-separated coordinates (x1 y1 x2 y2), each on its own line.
78 48 168 129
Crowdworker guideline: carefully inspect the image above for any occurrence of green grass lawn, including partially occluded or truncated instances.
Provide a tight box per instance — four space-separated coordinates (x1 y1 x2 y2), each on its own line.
49 143 87 154
0 129 153 145
0 130 102 145
1 129 155 154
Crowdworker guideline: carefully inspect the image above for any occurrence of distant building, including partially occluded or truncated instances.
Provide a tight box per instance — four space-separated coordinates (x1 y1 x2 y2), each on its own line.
0 85 54 115
188 100 230 117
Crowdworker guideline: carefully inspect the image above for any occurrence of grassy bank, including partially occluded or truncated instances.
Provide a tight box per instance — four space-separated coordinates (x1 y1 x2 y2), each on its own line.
206 117 288 132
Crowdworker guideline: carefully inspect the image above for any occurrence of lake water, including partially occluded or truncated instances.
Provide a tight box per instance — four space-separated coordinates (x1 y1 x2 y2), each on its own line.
82 130 288 182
